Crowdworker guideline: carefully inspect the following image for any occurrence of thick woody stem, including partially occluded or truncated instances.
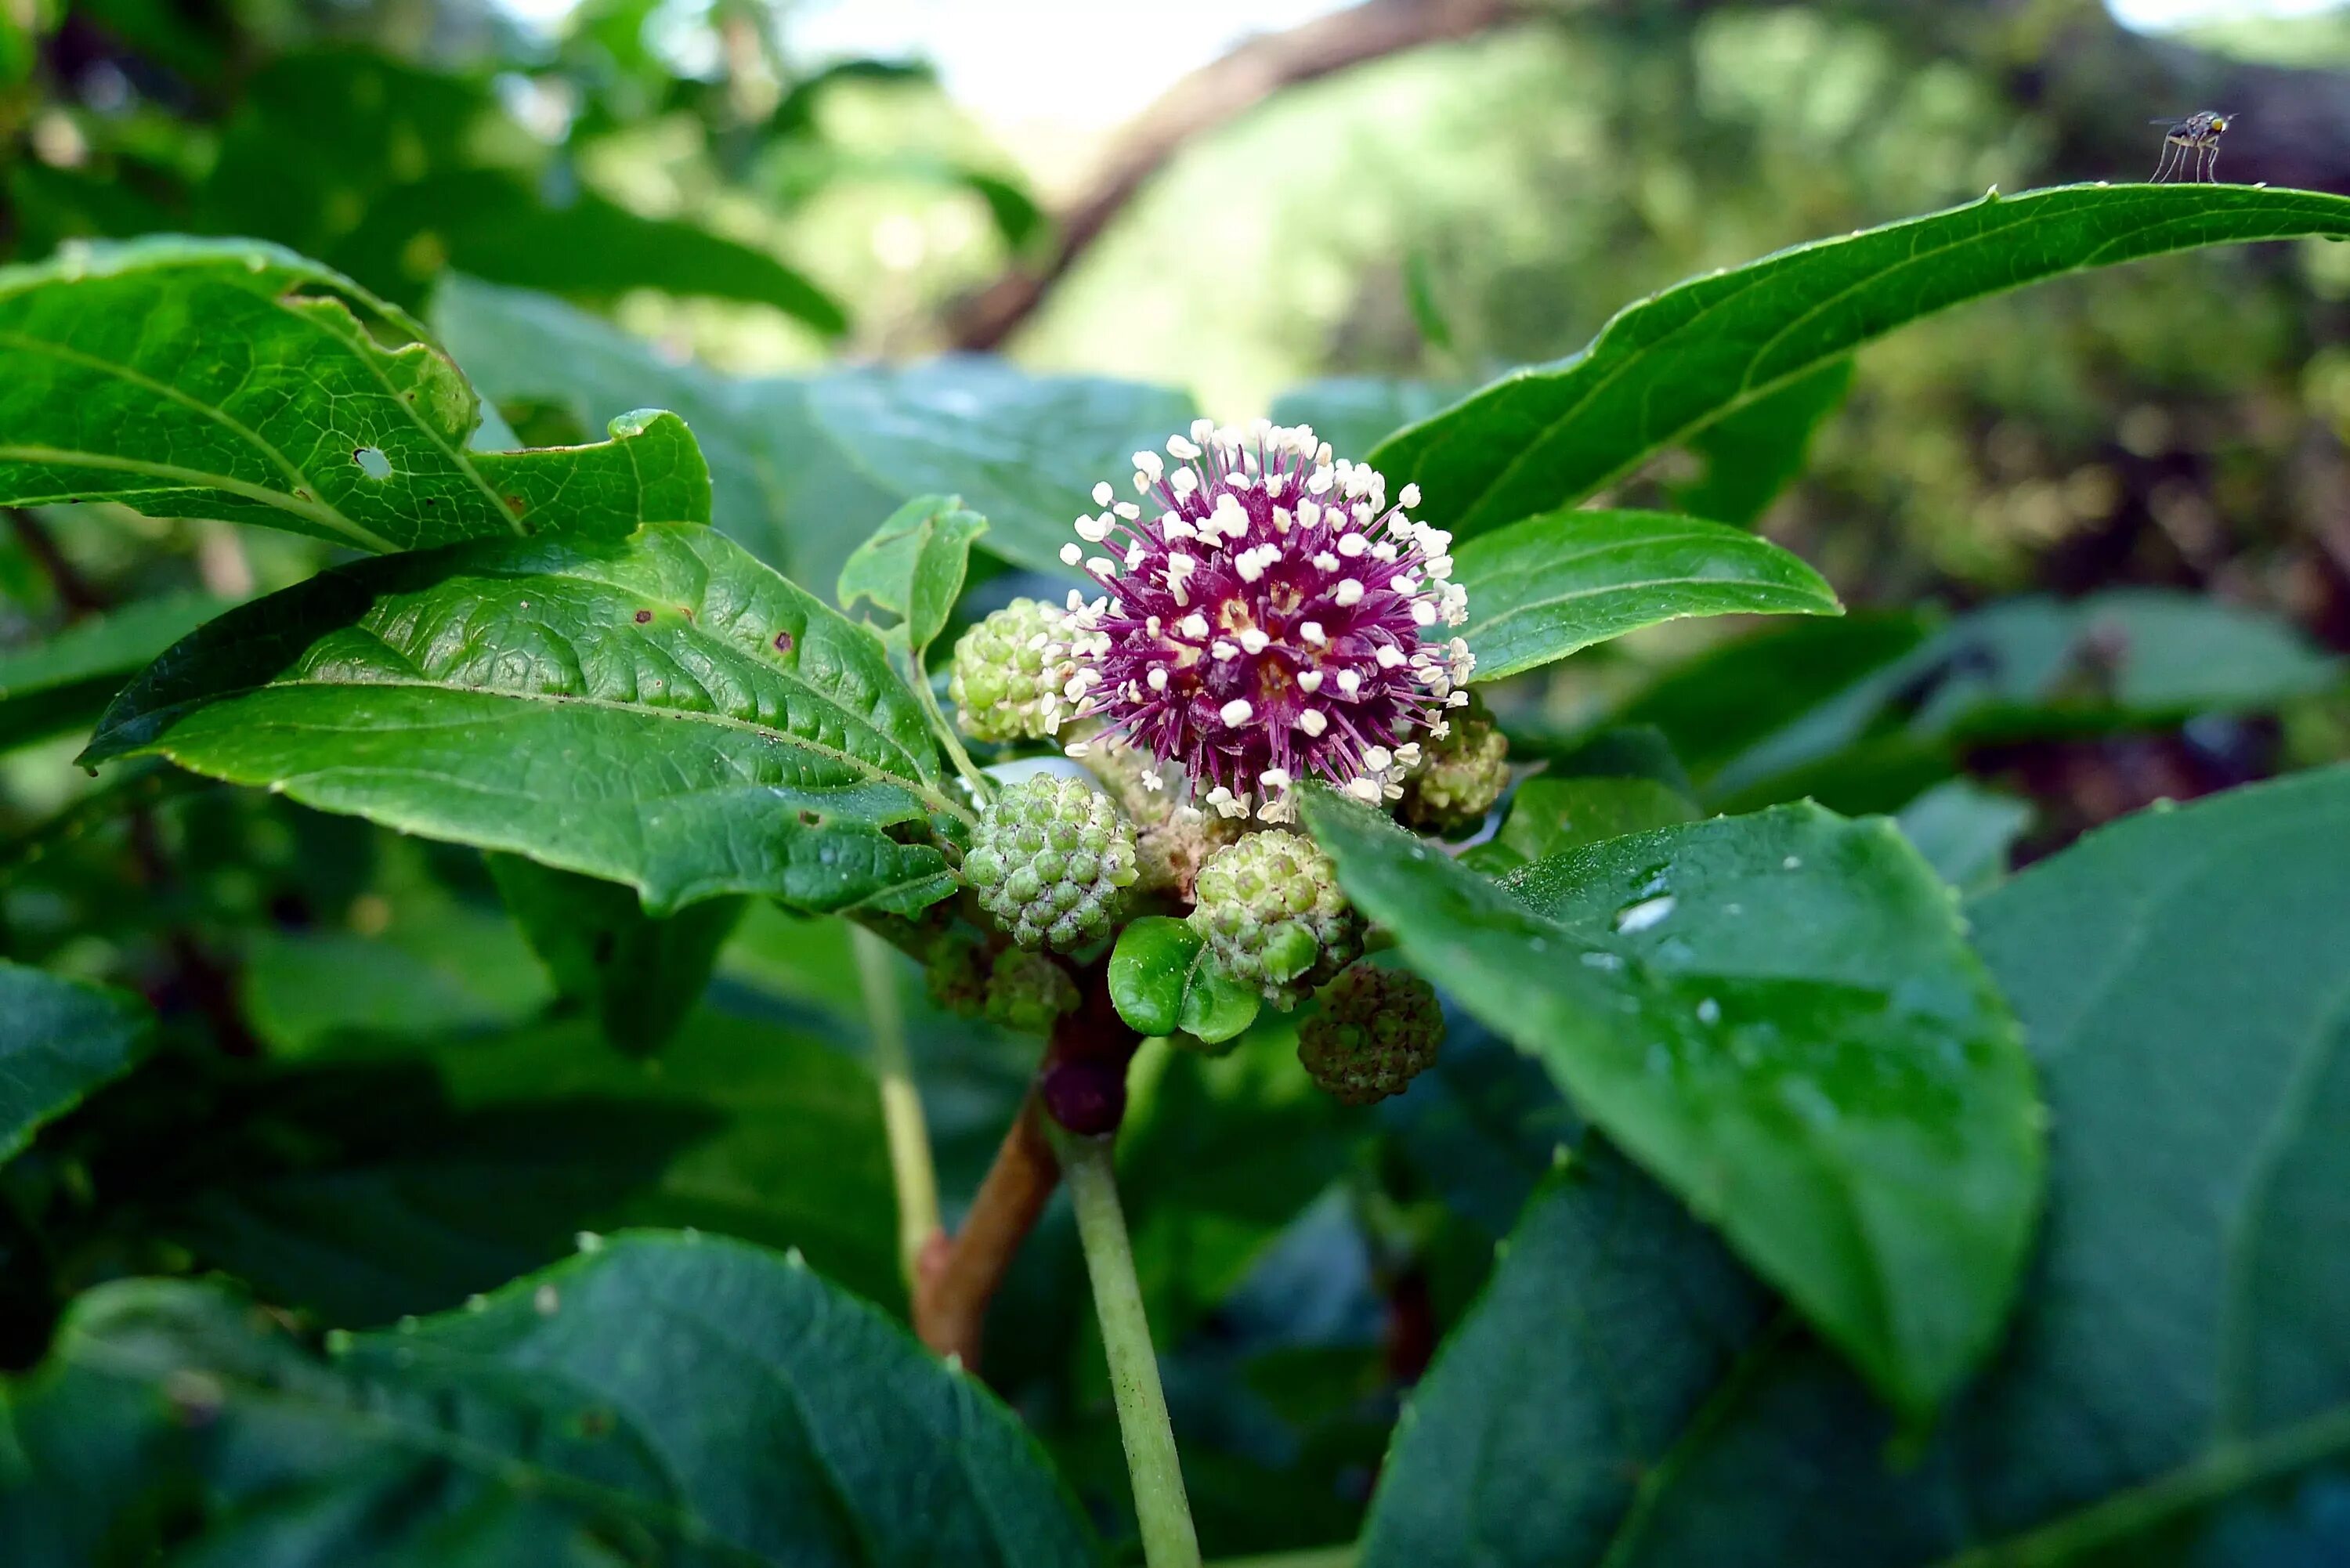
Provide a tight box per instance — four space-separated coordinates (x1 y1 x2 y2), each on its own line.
910 963 1142 1366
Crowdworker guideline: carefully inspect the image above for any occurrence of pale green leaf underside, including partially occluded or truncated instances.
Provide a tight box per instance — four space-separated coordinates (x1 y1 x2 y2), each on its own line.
0 1234 1098 1566
82 524 960 916
1456 508 1840 681
1363 764 2350 1566
0 237 710 550
0 962 154 1163
1375 184 2350 539
1301 788 2041 1416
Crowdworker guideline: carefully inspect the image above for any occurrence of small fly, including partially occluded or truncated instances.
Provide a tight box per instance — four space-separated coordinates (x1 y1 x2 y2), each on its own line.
2149 111 2234 183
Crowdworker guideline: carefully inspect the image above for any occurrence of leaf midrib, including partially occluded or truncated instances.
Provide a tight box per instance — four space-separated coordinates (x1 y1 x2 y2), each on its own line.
131 676 971 825
1450 190 2346 527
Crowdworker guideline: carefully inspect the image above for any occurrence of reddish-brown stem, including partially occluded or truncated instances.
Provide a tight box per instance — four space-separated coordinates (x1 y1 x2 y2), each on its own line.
6 507 108 621
911 964 1143 1367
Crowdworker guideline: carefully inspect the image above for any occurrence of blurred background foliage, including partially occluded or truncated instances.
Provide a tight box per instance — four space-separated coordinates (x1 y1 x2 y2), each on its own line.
4 0 2349 1558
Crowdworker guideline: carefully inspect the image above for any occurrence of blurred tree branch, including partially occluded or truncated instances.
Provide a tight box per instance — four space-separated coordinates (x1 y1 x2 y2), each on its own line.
953 0 2350 353
949 0 1528 351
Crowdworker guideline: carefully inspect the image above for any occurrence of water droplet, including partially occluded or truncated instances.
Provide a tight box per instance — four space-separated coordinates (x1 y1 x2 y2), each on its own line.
1615 894 1676 934
1528 936 1547 952
1697 997 1721 1026
465 1294 489 1313
1581 951 1624 971
534 1284 561 1316
1781 855 1802 871
786 1247 807 1269
575 1230 605 1254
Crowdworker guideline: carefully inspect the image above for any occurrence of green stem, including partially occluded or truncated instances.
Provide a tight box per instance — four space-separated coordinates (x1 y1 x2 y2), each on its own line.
854 926 942 1286
1054 1125 1202 1568
910 657 995 804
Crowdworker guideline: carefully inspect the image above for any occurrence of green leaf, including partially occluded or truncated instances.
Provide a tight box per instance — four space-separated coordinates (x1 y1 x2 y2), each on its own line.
0 591 232 750
0 1233 1097 1564
1362 764 2350 1566
1300 786 2042 1415
1460 774 1699 876
82 525 961 917
804 361 1197 576
0 237 711 549
1456 509 1839 682
1375 185 2350 539
1108 916 1261 1046
1267 377 1466 464
168 1009 901 1324
0 961 154 1162
836 494 989 657
426 278 1195 587
1666 357 1853 528
487 856 745 1052
1894 779 2034 891
1361 1152 1775 1568
1628 591 2341 812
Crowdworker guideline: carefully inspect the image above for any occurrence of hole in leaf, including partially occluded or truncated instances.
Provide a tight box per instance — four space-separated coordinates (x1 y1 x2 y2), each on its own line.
352 447 392 480
634 609 653 625
798 810 823 827
772 630 794 653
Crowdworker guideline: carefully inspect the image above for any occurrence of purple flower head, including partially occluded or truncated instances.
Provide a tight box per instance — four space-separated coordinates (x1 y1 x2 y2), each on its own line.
1055 419 1473 822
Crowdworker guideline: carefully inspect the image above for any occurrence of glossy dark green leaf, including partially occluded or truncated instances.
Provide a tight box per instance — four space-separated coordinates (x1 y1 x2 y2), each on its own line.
487 856 745 1052
1457 509 1839 682
82 525 961 917
1108 916 1261 1046
0 591 231 750
1300 786 2042 1415
837 494 989 656
1667 358 1853 527
0 238 711 549
1364 764 2350 1566
1460 774 1699 876
1375 185 2350 539
0 1233 1097 1565
0 961 154 1162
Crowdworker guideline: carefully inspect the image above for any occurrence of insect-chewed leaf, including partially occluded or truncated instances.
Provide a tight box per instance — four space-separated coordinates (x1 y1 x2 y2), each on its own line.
1376 184 2350 540
0 237 710 550
81 525 961 917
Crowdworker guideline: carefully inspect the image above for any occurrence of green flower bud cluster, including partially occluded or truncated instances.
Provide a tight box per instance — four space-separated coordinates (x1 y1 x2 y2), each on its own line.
1188 829 1361 1008
964 775 1140 951
949 598 1078 743
984 948 1080 1035
1297 963 1445 1105
1400 700 1510 835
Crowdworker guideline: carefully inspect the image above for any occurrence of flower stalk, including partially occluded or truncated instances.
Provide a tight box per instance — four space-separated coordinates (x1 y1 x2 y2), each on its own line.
1054 1122 1202 1568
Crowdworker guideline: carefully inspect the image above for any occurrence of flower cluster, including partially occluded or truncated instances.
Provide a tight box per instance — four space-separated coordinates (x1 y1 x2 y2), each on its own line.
1052 421 1473 821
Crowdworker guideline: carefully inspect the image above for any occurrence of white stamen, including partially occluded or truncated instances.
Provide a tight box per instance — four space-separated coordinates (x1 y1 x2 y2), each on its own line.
1311 551 1340 572
1134 451 1165 481
1363 746 1394 771
1334 579 1365 607
1092 482 1113 506
1220 698 1253 725
1298 709 1329 736
1374 644 1408 669
1059 543 1083 565
1178 612 1209 639
1337 533 1368 558
1399 483 1421 508
1300 621 1327 645
1337 670 1362 698
1238 628 1270 654
1147 667 1169 692
1212 641 1238 661
1299 670 1325 693
1167 435 1202 461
